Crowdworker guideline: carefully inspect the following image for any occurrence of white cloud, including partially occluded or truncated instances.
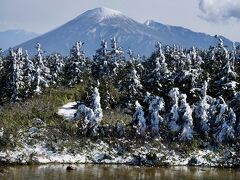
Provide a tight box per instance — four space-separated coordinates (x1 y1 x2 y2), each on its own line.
198 0 240 22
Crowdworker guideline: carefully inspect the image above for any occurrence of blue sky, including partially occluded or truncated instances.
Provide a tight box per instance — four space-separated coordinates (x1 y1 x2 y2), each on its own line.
1 0 240 41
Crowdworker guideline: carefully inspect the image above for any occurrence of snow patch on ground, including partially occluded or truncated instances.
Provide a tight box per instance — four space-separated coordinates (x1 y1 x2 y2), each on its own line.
0 143 88 164
0 139 235 167
57 102 77 120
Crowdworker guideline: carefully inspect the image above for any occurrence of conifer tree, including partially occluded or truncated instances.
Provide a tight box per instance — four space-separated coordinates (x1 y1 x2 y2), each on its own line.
168 88 180 132
91 87 103 123
49 53 64 85
122 62 143 107
32 43 50 94
230 92 240 136
66 41 86 86
22 50 35 96
75 103 97 136
147 42 170 94
147 96 165 138
214 108 236 143
178 94 194 141
209 37 237 99
194 81 212 136
75 87 103 136
210 96 236 143
92 40 112 78
131 101 146 137
4 48 25 102
110 37 124 62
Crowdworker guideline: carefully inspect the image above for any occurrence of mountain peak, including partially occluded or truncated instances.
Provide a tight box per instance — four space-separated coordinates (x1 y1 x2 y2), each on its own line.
13 7 237 56
80 7 123 22
95 7 122 16
144 20 154 26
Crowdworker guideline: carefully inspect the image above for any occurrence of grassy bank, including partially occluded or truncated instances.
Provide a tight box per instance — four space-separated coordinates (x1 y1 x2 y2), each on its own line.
0 84 133 150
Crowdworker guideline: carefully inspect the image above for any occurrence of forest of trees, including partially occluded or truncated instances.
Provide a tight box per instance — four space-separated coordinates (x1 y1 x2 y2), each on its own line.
0 37 240 145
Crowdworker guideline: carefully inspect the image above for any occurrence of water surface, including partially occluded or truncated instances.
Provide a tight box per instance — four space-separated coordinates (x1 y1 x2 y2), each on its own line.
0 164 239 180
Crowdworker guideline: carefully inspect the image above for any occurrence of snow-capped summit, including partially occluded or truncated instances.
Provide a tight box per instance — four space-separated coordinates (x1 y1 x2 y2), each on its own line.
79 7 123 22
12 7 236 56
144 20 153 26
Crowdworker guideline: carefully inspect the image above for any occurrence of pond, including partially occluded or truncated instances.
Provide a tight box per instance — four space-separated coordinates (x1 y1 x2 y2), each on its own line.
0 164 239 180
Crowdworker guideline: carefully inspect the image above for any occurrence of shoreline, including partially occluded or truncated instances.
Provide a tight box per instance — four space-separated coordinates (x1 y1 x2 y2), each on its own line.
0 162 239 169
0 139 239 168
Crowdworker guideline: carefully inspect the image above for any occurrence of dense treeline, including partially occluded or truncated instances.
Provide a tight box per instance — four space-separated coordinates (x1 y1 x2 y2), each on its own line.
0 37 240 144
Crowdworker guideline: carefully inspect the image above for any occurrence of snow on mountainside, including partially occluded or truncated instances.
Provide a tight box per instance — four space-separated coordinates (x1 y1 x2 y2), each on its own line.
78 7 123 22
144 20 233 50
0 29 39 51
13 7 237 56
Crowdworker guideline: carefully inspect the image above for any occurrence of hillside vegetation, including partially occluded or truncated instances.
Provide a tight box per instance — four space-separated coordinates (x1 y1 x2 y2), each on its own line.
0 38 240 166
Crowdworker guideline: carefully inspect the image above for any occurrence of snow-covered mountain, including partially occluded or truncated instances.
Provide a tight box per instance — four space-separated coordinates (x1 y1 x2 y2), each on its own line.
144 20 234 49
14 7 236 56
0 29 38 51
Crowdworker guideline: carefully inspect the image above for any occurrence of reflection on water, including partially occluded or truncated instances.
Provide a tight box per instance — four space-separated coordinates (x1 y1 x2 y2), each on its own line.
1 164 239 180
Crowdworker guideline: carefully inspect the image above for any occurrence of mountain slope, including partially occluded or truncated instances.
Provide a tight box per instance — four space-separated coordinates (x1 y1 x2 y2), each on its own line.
14 7 236 56
14 7 161 56
0 29 39 50
144 20 233 49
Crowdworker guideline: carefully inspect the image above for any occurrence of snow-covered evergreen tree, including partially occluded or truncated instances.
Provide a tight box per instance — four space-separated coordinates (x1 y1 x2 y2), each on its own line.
209 37 237 99
221 57 238 96
91 87 103 123
210 96 236 143
110 37 124 62
230 92 240 136
123 63 143 107
75 103 97 136
127 49 144 77
99 78 116 110
190 47 204 70
147 42 170 94
22 50 35 96
49 53 64 85
32 43 50 94
214 97 228 126
66 41 86 86
92 40 112 78
147 96 165 138
4 48 25 102
33 67 49 94
131 101 146 136
194 81 212 136
214 108 236 143
75 87 103 136
178 94 194 141
168 88 180 132
94 40 108 62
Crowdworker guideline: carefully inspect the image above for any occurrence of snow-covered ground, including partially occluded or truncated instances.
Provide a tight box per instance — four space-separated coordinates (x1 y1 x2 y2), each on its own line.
0 138 233 166
57 102 77 120
0 143 88 164
0 126 235 167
